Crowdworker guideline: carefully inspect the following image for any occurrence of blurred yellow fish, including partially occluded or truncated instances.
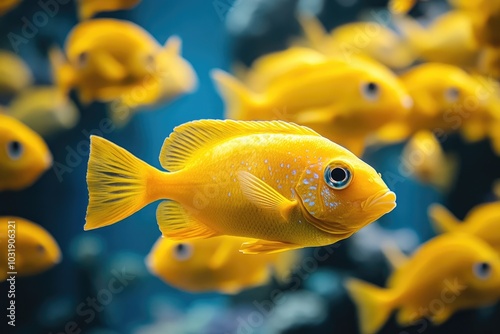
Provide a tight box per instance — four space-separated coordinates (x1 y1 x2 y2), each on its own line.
107 36 198 127
0 217 61 281
395 11 480 67
297 16 415 70
388 0 418 15
0 51 33 97
0 0 21 16
0 114 52 191
234 47 327 92
429 202 500 251
401 130 456 190
213 57 412 156
376 63 487 143
346 233 500 334
6 86 80 137
50 19 183 106
85 120 396 254
77 0 141 20
146 236 298 294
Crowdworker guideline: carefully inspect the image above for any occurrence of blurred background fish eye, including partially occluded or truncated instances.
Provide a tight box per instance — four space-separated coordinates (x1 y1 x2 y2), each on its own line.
0 0 500 334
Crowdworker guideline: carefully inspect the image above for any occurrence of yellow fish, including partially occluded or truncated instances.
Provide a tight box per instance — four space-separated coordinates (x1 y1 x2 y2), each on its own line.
50 19 183 106
6 86 80 137
234 47 327 92
84 120 396 254
0 114 52 191
395 11 480 68
376 63 487 143
107 36 198 127
401 130 456 190
213 58 412 156
77 0 141 20
297 16 415 70
0 217 61 281
346 233 500 334
146 235 298 294
0 51 33 97
0 0 21 16
429 202 500 251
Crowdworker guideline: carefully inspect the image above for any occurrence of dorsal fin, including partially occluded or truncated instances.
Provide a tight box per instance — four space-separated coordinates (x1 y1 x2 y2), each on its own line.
159 119 320 171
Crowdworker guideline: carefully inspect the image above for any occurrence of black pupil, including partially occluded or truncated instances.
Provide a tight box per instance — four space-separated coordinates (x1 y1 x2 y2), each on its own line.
10 141 20 153
176 243 186 254
331 168 347 182
366 82 378 93
480 262 490 274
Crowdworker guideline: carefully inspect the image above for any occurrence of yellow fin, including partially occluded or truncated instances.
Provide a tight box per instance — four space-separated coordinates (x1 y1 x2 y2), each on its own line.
156 200 218 240
297 14 328 52
208 238 235 270
49 47 75 96
374 122 412 144
345 278 396 334
211 69 260 120
237 171 297 220
160 119 319 172
164 35 181 55
430 308 453 325
389 0 417 15
464 202 500 222
85 136 161 230
240 239 302 254
428 204 461 233
380 240 409 270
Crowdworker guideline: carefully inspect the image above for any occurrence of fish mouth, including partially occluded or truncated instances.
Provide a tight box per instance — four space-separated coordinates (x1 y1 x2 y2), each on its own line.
361 190 397 214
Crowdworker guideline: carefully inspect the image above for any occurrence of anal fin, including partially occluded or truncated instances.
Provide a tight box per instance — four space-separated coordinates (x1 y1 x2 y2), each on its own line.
240 239 302 254
156 201 218 240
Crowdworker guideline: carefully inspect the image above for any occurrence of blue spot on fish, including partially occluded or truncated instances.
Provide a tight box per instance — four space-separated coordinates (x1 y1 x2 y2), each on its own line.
303 179 309 185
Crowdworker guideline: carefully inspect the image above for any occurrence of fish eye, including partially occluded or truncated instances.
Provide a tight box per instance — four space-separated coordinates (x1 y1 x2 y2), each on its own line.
361 82 380 101
324 164 352 190
173 243 192 261
77 52 88 68
7 140 24 160
445 87 460 102
36 244 46 254
145 54 156 71
473 261 491 280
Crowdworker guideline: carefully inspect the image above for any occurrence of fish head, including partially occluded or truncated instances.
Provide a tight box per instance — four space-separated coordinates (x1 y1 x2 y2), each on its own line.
296 145 396 235
334 59 412 131
0 115 52 191
146 237 223 292
17 219 61 274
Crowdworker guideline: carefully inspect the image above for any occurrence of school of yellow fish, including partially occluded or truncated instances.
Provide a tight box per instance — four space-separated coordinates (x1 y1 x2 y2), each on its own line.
1 0 500 332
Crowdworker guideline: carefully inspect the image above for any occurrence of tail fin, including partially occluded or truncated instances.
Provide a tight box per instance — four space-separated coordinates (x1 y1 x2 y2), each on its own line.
345 278 396 334
428 204 461 233
211 69 260 120
85 136 163 230
49 47 75 97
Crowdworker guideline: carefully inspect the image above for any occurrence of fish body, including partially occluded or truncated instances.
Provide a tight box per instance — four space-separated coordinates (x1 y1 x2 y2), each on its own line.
0 114 52 191
6 86 80 137
429 202 500 252
376 63 487 143
347 233 500 334
77 0 141 20
0 51 33 97
0 217 61 281
297 16 415 70
395 11 480 67
85 120 396 254
50 19 171 105
108 36 198 127
213 56 412 156
401 130 456 190
146 235 298 294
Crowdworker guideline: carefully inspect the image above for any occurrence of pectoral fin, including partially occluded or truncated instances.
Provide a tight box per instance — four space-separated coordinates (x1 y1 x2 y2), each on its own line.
238 171 297 220
208 239 236 270
93 52 127 82
240 239 302 254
